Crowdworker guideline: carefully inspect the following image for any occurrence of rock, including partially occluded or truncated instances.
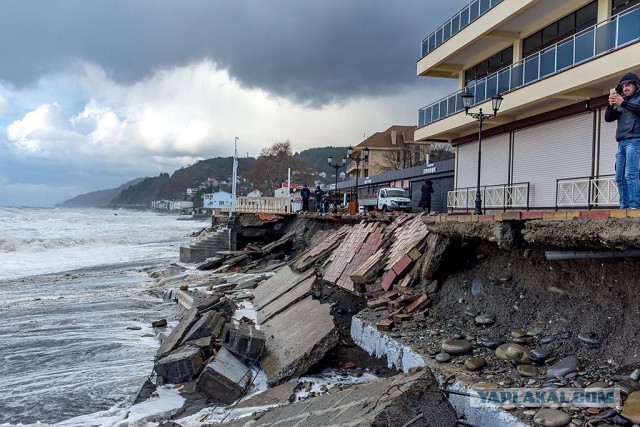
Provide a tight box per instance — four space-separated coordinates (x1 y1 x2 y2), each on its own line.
464 357 487 371
531 348 553 364
547 355 579 378
441 339 472 355
517 365 539 377
621 391 640 423
127 326 142 330
483 339 504 350
152 319 168 328
179 284 189 291
613 414 633 426
533 409 572 427
435 352 451 363
632 369 640 381
511 328 527 338
560 331 572 339
577 332 600 345
475 314 495 326
471 278 484 296
425 280 439 294
540 335 555 344
495 343 532 364
615 379 640 397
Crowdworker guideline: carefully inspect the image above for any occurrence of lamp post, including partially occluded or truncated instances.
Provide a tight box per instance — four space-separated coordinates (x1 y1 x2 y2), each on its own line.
346 145 369 203
327 155 347 213
460 90 503 215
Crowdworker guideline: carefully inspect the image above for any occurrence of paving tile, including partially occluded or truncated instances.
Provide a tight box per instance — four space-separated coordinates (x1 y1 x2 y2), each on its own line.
407 294 429 313
521 211 544 220
391 254 413 277
580 210 610 220
381 270 397 291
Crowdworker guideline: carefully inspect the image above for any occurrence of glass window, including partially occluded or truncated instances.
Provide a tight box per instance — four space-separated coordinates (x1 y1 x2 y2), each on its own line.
542 23 559 45
523 31 542 57
558 15 575 38
612 0 640 14
576 1 598 31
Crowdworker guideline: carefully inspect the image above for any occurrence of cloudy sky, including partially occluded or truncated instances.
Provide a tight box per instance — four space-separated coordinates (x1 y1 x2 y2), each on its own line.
0 0 468 206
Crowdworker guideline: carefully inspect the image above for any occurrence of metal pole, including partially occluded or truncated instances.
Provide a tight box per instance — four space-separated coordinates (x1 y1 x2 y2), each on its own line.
355 158 360 203
334 166 339 213
231 137 238 216
474 111 483 215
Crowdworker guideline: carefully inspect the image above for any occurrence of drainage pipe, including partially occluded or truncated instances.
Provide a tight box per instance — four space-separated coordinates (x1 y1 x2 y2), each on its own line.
545 249 640 261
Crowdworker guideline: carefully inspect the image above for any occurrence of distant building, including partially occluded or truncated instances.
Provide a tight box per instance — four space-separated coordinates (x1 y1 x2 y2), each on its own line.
247 189 263 197
346 125 426 178
203 191 235 211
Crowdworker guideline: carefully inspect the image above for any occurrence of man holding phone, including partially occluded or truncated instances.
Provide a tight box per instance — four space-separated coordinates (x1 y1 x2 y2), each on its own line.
605 72 640 209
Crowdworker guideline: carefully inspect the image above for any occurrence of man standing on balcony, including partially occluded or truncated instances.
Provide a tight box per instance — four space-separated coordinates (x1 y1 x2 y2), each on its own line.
606 72 640 209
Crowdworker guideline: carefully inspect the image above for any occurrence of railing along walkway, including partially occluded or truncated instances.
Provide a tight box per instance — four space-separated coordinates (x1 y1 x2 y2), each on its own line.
556 175 618 208
447 182 529 210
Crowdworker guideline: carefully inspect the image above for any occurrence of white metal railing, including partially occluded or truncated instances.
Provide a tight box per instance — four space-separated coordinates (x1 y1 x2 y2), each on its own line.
418 5 640 127
556 175 618 207
235 196 292 213
447 182 529 210
421 0 503 57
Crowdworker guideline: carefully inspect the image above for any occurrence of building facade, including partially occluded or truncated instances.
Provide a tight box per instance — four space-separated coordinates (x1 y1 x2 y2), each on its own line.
416 0 640 210
346 125 428 179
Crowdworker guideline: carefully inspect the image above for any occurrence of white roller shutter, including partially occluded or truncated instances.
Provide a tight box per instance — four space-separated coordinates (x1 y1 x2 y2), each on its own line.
456 134 510 189
513 113 594 208
599 111 617 176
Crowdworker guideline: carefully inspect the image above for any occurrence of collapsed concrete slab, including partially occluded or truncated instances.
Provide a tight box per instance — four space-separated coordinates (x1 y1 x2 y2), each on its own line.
251 265 315 310
180 310 227 345
222 323 266 361
260 296 339 386
220 369 457 427
156 307 200 360
155 345 204 384
196 347 252 405
257 275 315 323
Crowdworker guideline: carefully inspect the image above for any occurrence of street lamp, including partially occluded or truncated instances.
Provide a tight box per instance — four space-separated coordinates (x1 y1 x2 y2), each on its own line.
347 146 369 203
327 155 347 213
460 89 503 215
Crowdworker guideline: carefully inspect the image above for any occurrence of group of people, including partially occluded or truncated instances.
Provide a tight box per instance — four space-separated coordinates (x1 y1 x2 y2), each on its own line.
606 72 640 209
300 184 326 212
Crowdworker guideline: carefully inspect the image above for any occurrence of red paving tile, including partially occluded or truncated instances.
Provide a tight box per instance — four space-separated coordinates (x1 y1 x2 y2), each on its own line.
407 294 429 313
391 254 413 277
381 270 397 291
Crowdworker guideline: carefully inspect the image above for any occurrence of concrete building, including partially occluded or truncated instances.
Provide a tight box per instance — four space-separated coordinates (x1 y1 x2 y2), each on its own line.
416 0 640 210
346 125 428 179
203 191 235 211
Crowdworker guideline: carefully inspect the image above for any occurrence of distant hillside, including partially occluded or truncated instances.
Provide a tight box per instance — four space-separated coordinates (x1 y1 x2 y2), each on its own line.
60 147 350 208
58 178 146 208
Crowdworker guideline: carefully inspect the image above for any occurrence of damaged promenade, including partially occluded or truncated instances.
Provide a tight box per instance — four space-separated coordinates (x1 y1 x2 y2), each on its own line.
142 209 640 427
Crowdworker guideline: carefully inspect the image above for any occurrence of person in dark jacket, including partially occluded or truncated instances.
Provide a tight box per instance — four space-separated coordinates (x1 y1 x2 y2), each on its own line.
300 185 311 212
418 179 434 213
314 185 325 212
605 72 640 209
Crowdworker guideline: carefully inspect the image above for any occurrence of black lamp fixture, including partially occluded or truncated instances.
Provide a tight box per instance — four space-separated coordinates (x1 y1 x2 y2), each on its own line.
347 145 369 203
460 89 503 215
327 155 347 213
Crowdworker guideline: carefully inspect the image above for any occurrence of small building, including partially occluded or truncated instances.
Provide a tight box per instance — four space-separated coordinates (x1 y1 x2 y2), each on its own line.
203 191 235 211
247 189 263 197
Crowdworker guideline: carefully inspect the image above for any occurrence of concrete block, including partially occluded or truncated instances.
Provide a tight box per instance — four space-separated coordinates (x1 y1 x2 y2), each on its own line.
610 209 628 218
257 275 315 324
407 247 422 261
196 347 251 404
185 336 214 359
156 307 200 360
260 296 339 386
222 323 266 361
181 311 227 345
376 319 394 331
155 345 204 384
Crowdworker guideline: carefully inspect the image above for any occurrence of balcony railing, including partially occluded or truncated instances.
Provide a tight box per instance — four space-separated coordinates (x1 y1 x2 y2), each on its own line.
235 196 292 214
447 182 530 210
421 0 503 58
556 175 618 208
418 5 640 128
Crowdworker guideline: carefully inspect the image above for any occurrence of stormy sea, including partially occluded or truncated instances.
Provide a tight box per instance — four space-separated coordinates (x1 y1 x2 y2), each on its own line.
0 207 206 426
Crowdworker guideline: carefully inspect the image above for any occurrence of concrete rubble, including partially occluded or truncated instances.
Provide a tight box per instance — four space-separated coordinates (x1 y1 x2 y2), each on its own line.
222 323 265 361
220 368 457 427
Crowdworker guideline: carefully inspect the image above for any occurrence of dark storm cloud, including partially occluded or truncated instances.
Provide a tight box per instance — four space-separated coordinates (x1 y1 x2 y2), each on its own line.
0 0 468 105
